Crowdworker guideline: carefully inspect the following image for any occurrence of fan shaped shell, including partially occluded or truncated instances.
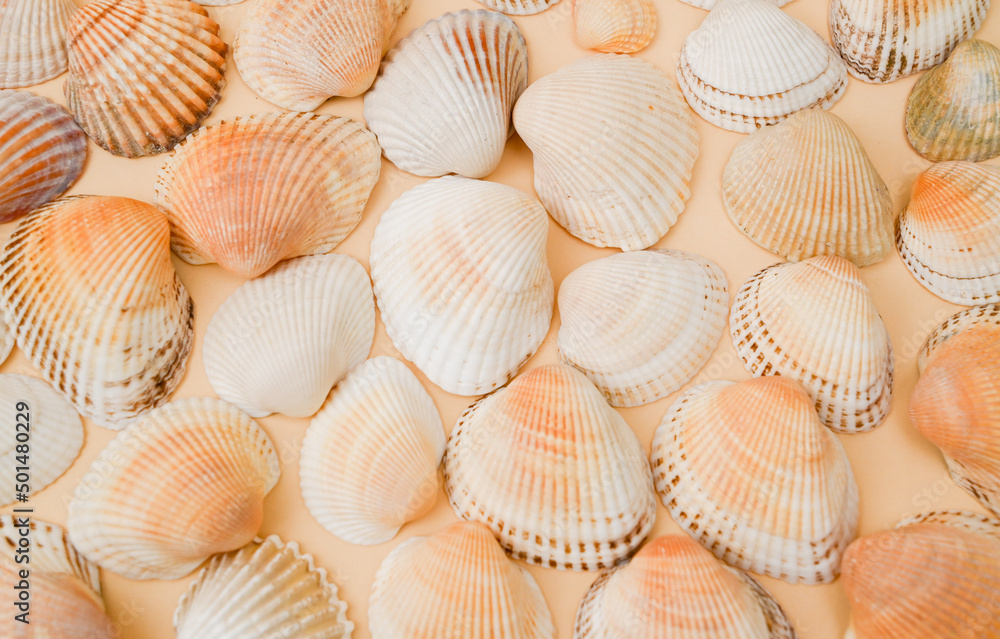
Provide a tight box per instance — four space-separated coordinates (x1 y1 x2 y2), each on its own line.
573 0 657 54
0 0 76 88
475 0 560 14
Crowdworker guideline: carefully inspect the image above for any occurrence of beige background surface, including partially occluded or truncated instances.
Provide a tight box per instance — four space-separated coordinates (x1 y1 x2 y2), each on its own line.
3 0 999 636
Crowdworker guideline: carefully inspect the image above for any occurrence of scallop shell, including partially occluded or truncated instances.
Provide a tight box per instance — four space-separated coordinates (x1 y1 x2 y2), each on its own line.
650 376 860 584
0 196 194 429
370 176 553 396
234 0 409 112
475 0 560 14
0 375 83 506
0 0 76 88
722 109 894 266
155 114 381 279
443 364 657 571
557 249 729 407
174 535 353 639
67 397 280 580
369 521 555 638
0 90 86 223
0 318 10 365
906 40 1000 162
64 0 227 158
203 254 375 419
574 535 798 638
512 54 699 250
896 161 1000 305
364 10 528 179
730 255 894 434
918 303 1000 371
677 0 847 132
573 0 657 54
0 515 101 594
830 0 988 83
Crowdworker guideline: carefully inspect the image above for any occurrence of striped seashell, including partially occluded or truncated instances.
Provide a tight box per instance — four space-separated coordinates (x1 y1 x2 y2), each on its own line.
918 303 1000 371
573 0 657 54
0 0 76 88
0 318 11 365
678 0 792 10
475 0 560 14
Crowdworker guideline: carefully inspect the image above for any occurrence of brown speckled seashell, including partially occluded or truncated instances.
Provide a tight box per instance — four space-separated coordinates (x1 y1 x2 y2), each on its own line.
918 303 1000 371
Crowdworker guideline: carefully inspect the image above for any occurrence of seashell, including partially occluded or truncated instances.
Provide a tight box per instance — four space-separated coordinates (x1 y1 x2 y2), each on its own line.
896 161 1000 305
301 357 445 546
513 54 699 250
370 176 553 396
0 0 76 88
730 255 894 434
677 0 847 133
906 40 1000 162
0 195 194 429
155 114 380 279
364 10 528 179
678 0 791 11
196 0 245 4
64 0 227 158
830 0 988 83
650 376 860 584
722 109 894 267
203 254 375 419
0 317 12 365
369 521 555 638
573 0 657 54
443 364 657 571
475 0 560 14
0 90 86 224
0 375 83 506
0 516 101 594
234 0 409 112
67 397 280 580
175 535 353 639
918 303 1000 371
557 249 729 407
574 535 798 638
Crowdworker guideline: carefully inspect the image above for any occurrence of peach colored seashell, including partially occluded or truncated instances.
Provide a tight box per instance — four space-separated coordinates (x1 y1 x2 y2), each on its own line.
573 0 657 54
918 303 1000 371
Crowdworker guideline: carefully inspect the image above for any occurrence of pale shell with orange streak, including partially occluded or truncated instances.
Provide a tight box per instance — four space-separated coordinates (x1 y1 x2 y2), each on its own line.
573 0 657 54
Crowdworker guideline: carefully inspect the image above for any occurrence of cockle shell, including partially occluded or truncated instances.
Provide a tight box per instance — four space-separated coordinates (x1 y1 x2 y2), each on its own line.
906 39 1000 162
677 0 847 132
722 109 894 266
67 397 280 580
475 0 560 14
918 303 1000 371
175 535 353 639
0 516 101 593
301 357 445 545
155 114 381 279
64 0 227 157
203 254 375 419
557 249 729 407
513 54 699 250
0 0 76 88
234 0 409 112
730 255 894 434
573 0 657 54
443 364 657 571
0 90 86 223
370 176 553 396
364 10 528 179
896 161 1000 305
650 376 860 584
574 535 798 638
830 0 988 83
369 521 555 638
0 196 194 429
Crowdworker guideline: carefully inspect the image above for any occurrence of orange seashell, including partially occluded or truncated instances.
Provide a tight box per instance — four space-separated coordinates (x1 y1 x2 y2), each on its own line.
573 0 656 54
918 303 1000 371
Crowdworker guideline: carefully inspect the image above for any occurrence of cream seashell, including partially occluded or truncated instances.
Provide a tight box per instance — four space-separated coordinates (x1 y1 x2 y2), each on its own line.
0 196 193 429
918 303 1000 371
0 319 10 365
678 0 792 10
651 376 860 584
370 176 553 396
203 254 375 419
175 535 353 639
155 113 381 279
475 0 560 14
513 54 699 250
369 521 555 638
67 397 280 580
573 0 657 54
64 0 227 158
896 161 1000 305
906 40 1000 162
0 90 86 224
730 255 894 434
830 0 988 83
444 364 656 571
677 0 847 132
723 109 894 266
557 249 729 407
234 0 409 112
364 10 528 179
0 0 76 88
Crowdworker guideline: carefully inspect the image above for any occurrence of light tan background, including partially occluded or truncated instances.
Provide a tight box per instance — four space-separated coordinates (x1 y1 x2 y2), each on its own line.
4 0 999 636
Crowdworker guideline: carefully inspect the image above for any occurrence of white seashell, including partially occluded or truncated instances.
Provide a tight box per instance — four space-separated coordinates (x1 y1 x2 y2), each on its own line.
0 318 12 365
475 0 560 14
0 0 76 88
918 303 1000 372
573 0 657 54
0 515 101 594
